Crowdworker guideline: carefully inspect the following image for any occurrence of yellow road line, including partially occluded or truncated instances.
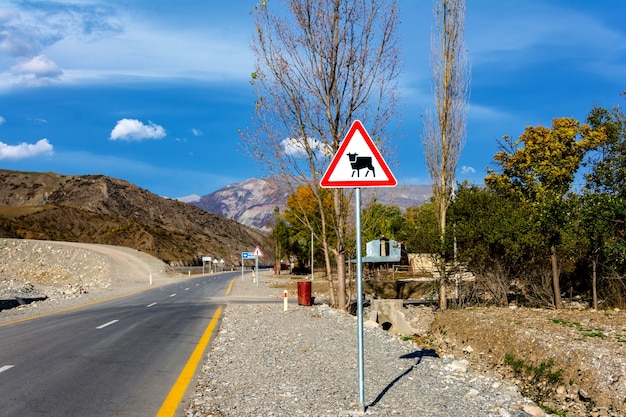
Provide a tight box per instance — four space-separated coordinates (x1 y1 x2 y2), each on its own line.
156 305 223 417
156 278 234 415
225 277 236 295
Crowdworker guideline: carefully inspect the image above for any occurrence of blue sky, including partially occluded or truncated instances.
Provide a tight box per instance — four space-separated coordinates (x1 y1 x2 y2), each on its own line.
0 0 624 199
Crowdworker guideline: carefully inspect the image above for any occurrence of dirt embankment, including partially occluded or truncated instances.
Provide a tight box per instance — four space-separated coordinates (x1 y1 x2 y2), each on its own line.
429 307 626 417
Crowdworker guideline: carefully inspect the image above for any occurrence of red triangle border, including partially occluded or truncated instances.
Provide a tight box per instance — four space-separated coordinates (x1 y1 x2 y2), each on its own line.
320 120 397 188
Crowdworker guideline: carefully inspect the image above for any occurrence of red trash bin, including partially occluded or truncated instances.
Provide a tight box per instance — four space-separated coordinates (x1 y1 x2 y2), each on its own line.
297 281 312 306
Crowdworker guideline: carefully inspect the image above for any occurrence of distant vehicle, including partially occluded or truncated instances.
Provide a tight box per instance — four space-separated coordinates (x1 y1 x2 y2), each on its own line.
273 263 289 271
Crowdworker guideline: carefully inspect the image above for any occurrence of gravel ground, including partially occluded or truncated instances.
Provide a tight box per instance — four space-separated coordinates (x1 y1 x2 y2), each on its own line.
185 275 546 417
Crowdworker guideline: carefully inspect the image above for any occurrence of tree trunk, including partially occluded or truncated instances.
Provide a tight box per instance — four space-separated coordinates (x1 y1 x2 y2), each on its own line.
550 244 562 309
321 239 336 307
439 279 447 310
316 188 336 308
336 252 346 311
333 188 347 311
592 258 598 310
438 200 449 310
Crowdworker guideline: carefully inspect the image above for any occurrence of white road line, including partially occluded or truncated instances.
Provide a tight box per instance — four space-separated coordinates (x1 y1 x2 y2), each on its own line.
96 320 119 329
0 365 15 374
185 287 190 291
146 302 157 307
170 293 176 297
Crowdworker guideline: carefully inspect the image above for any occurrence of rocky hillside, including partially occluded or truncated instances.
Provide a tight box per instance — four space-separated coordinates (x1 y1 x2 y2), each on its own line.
0 170 267 266
192 177 432 230
192 178 290 231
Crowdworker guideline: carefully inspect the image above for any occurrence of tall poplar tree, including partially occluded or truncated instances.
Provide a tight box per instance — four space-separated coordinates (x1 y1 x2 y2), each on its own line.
422 0 470 309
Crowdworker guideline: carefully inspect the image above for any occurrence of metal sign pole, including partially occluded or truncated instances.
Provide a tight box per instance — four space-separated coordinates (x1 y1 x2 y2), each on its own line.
311 231 314 282
241 253 244 280
355 187 365 412
255 256 259 287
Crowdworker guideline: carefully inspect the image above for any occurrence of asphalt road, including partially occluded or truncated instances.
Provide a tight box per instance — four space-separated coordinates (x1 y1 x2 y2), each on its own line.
0 272 237 417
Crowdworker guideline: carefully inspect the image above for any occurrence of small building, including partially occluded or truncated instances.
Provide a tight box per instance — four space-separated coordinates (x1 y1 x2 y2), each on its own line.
362 236 402 263
351 237 405 281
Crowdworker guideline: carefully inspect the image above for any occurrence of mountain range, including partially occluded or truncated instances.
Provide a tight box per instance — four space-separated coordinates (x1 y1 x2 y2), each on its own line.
190 177 432 231
0 170 266 266
0 170 431 264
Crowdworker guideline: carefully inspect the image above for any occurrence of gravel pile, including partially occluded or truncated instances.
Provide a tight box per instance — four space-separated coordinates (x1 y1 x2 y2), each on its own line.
0 238 111 298
186 277 546 417
0 238 173 324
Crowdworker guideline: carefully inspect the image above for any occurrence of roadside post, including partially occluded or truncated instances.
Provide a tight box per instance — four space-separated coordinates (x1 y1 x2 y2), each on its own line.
252 246 264 287
241 252 253 280
320 120 397 412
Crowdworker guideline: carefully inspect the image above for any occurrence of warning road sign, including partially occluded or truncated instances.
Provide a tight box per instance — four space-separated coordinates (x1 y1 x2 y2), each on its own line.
320 120 396 188
252 246 264 257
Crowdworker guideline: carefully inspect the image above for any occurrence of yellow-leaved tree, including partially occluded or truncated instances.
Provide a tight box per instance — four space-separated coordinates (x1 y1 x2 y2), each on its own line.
485 117 606 309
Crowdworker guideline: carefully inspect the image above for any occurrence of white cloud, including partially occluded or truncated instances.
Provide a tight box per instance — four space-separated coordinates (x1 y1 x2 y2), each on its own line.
47 23 253 84
0 7 41 57
0 138 53 160
110 118 166 141
0 115 5 125
0 2 253 89
0 3 121 58
281 137 331 157
191 128 202 137
10 55 63 85
460 166 476 175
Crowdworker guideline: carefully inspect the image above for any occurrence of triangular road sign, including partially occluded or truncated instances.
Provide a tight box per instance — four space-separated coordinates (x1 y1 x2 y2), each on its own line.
320 120 396 188
252 246 264 257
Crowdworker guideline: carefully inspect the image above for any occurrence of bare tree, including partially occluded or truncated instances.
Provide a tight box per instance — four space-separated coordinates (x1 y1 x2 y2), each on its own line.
422 0 470 310
243 0 401 310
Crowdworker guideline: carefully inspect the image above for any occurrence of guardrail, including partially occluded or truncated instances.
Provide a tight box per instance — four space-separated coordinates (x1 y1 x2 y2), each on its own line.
171 266 243 275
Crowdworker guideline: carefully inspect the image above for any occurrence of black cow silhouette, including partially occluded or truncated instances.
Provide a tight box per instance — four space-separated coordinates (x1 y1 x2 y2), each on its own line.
347 153 375 178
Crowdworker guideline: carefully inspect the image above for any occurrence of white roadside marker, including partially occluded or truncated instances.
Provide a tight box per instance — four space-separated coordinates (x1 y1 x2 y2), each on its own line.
284 290 288 312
